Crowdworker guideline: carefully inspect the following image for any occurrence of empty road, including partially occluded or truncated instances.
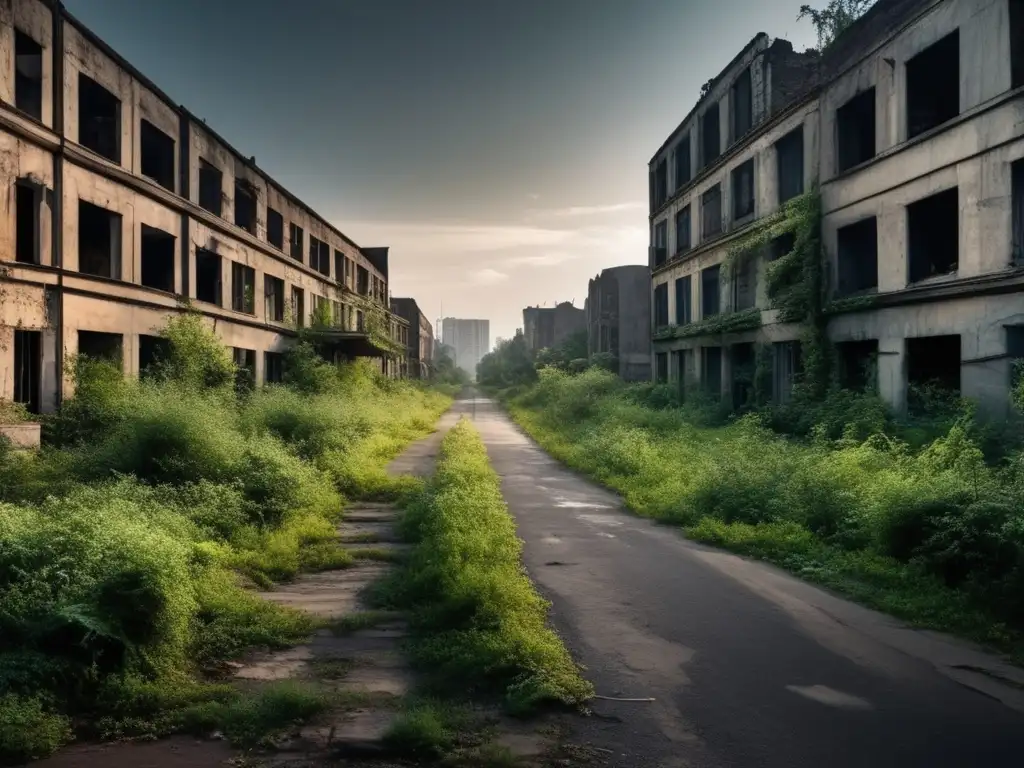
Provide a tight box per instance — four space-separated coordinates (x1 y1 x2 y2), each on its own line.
455 394 1024 768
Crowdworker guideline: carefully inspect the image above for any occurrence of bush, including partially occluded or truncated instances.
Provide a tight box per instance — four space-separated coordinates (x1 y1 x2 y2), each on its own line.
0 694 72 763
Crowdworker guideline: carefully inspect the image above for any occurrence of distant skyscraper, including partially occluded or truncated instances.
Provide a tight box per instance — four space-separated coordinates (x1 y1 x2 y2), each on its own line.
440 318 490 380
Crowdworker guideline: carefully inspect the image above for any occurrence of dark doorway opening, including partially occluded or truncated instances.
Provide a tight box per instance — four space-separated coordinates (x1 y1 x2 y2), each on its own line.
732 342 755 410
837 339 878 392
907 335 961 413
13 329 41 414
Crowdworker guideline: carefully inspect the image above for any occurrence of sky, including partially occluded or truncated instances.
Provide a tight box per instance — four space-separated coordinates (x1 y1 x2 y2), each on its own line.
63 0 818 346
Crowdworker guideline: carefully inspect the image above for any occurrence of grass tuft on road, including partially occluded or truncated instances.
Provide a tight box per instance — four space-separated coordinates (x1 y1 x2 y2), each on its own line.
377 419 593 714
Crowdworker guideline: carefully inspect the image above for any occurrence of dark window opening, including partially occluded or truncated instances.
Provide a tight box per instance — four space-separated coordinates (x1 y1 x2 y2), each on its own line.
773 341 802 404
731 68 753 142
732 342 755 410
15 181 39 264
140 119 174 191
334 250 344 283
357 265 370 295
1013 160 1024 266
140 224 175 293
837 339 878 392
653 220 668 267
265 275 285 322
1012 0 1024 88
908 187 959 282
139 334 171 380
653 159 668 210
677 348 694 396
14 30 42 121
675 275 692 325
732 159 755 220
675 205 691 254
231 261 256 314
702 102 721 167
78 330 122 364
310 236 330 276
291 286 305 327
776 127 804 203
675 133 691 190
907 335 961 413
906 31 960 139
78 73 120 163
732 257 756 311
265 351 285 384
702 184 722 240
836 217 878 295
232 348 256 393
234 179 257 234
13 329 41 414
837 89 876 173
267 207 284 249
655 353 669 383
701 264 720 318
1007 326 1024 389
769 231 796 262
198 160 222 216
654 282 669 328
195 248 222 305
289 223 304 261
703 346 722 396
78 199 121 279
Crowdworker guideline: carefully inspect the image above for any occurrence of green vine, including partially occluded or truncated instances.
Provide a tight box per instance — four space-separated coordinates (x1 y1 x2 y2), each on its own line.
654 307 762 341
824 293 879 315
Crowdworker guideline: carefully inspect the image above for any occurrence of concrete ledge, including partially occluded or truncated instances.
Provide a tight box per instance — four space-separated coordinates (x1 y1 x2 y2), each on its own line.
0 423 41 449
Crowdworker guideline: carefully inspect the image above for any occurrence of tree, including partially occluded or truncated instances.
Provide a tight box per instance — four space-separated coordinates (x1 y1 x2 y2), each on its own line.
798 0 874 50
433 343 469 387
477 332 537 388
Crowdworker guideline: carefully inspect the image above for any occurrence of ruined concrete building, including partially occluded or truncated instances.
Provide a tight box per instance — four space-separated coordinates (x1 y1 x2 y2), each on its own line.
0 0 410 415
586 265 651 381
522 302 586 353
440 317 489 379
390 298 433 378
649 0 1024 415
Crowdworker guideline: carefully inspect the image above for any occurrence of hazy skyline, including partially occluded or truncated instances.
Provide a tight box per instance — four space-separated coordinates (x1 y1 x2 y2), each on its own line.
63 0 818 343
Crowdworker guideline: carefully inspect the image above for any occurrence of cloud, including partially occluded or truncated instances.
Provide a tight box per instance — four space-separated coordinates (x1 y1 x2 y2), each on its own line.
471 268 508 285
507 250 580 267
528 201 646 219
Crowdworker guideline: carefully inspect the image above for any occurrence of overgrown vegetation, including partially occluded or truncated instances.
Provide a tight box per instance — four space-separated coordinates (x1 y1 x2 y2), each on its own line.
798 0 876 50
0 313 450 763
376 419 593 714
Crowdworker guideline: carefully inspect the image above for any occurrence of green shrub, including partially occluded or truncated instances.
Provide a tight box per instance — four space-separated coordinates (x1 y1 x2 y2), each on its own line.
0 694 72 763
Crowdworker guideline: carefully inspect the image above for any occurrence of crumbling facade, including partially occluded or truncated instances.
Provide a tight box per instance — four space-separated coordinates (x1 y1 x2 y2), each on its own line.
586 265 651 381
0 0 409 415
649 0 1024 415
522 302 586 353
390 297 433 378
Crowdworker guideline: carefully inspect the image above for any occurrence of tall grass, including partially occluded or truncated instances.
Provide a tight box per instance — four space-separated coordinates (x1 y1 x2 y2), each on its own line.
377 419 593 714
0 315 450 763
506 367 1024 656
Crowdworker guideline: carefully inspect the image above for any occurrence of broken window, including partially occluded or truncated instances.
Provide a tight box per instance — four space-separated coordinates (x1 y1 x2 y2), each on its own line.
732 342 755 410
15 181 39 264
78 73 120 163
1013 160 1024 266
654 282 669 327
195 248 222 305
652 220 668 267
310 236 330 276
291 286 305 327
907 335 961 413
265 275 284 322
731 68 753 143
675 206 691 254
14 30 42 121
773 341 801 404
732 159 755 220
78 199 121 279
837 339 878 392
906 31 960 140
139 334 171 380
265 351 285 384
78 330 122 364
675 133 691 190
198 160 222 216
267 207 284 249
732 257 756 311
702 346 722 396
13 329 41 414
701 264 720 318
140 119 175 191
675 275 692 325
836 217 878 295
234 179 257 234
908 187 959 282
289 223 304 261
231 262 255 314
769 231 796 262
702 184 722 240
702 102 721 167
232 348 256 392
1012 0 1024 89
836 88 876 173
655 353 668 383
776 127 804 204
140 224 175 293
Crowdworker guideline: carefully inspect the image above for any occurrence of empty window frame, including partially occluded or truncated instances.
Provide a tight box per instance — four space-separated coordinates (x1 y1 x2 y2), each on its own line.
677 348 695 395
234 179 257 234
731 68 753 142
653 158 668 210
732 159 755 220
232 347 256 392
78 199 121 279
195 248 222 305
906 31 960 140
14 30 43 121
908 187 959 282
15 180 40 264
675 205 691 254
357 265 370 295
702 184 722 240
265 351 285 384
289 223 304 261
906 335 961 413
702 102 721 167
769 231 796 262
773 341 801 404
701 264 721 318
675 275 692 325
655 352 669 383
291 286 305 327
265 275 285 322
78 73 120 163
231 262 256 314
653 220 668 267
140 224 175 293
198 160 223 216
674 133 691 190
837 88 876 172
13 329 41 414
1012 0 1024 89
836 217 879 295
139 334 171 380
702 346 723 396
654 282 669 327
731 342 755 410
334 250 345 283
310 236 330 276
140 119 175 191
78 330 123 364
732 257 756 311
1007 325 1024 388
1013 159 1024 266
776 126 804 203
837 339 878 392
267 207 284 249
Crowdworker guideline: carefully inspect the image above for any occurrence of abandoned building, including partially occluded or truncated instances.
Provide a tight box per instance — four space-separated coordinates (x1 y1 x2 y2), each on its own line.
522 302 586 354
585 265 652 381
0 0 411 414
440 317 490 380
649 0 1024 416
390 297 434 379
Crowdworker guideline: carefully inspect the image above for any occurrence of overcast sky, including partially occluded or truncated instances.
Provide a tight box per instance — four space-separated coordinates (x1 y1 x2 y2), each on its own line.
63 0 818 344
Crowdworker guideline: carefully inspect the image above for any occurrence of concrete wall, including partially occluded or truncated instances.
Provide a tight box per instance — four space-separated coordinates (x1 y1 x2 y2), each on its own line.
588 265 652 381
